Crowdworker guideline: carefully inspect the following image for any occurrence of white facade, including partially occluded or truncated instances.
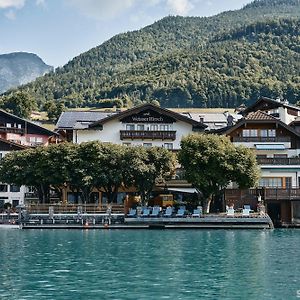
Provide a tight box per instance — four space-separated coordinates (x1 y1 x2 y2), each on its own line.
0 150 25 208
74 118 195 149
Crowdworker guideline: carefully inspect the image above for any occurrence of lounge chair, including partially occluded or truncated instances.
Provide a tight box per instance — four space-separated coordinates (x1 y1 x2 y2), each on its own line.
164 207 173 217
150 206 160 217
176 208 185 217
127 208 136 217
242 206 250 217
227 207 235 217
141 207 150 217
192 207 202 217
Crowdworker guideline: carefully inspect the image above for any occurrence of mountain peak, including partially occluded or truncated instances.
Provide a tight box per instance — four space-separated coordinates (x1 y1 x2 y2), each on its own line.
0 52 53 93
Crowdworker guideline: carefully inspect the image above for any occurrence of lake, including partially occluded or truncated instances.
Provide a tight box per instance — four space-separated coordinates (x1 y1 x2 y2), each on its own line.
0 229 299 300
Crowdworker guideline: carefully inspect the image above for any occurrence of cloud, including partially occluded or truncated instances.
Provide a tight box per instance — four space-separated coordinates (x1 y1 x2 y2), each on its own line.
0 0 25 9
65 0 135 20
166 0 193 15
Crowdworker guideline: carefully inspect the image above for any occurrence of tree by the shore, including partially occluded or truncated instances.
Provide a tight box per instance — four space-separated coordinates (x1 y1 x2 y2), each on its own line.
178 134 260 213
0 142 176 204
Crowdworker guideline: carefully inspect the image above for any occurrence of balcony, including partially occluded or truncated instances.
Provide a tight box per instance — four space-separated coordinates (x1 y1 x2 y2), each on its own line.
232 136 291 143
225 188 300 202
257 157 300 165
120 130 176 140
0 126 24 134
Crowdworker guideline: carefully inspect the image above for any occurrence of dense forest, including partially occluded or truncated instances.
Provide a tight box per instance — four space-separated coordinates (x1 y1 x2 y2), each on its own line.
1 0 300 111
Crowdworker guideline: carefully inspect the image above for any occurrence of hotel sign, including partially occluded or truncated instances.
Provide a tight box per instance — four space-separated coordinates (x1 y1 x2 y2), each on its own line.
121 109 175 123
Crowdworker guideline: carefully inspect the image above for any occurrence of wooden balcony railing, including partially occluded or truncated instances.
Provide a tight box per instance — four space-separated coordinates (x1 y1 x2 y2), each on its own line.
257 157 300 165
232 137 291 143
225 188 300 202
0 126 24 134
120 130 176 140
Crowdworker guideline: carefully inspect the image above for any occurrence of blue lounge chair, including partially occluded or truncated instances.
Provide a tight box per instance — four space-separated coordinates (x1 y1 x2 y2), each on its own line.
227 207 235 217
164 207 173 217
141 207 150 217
127 208 136 217
176 208 185 217
150 206 160 217
242 205 251 217
192 207 202 217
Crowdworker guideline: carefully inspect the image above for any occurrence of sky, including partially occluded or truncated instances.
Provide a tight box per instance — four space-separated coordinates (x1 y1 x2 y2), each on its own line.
0 0 253 67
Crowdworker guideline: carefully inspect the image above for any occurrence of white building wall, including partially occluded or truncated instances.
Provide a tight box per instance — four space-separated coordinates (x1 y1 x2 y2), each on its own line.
0 150 25 207
75 119 195 149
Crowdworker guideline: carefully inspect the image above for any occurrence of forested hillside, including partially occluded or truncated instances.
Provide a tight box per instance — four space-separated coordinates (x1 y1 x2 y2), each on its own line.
2 0 300 110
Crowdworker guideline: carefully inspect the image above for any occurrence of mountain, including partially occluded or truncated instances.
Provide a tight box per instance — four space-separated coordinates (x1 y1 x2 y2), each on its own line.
2 0 300 109
0 52 52 93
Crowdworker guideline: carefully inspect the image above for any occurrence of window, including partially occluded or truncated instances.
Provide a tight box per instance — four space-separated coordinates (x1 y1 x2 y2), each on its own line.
36 137 43 144
143 143 152 148
261 129 276 137
6 123 11 128
259 178 282 188
0 185 8 192
164 143 173 150
242 129 258 137
126 124 135 131
256 155 267 159
18 124 22 129
150 125 158 131
12 200 19 208
274 154 287 158
268 129 276 137
160 124 169 131
10 185 20 193
137 124 144 131
29 137 36 142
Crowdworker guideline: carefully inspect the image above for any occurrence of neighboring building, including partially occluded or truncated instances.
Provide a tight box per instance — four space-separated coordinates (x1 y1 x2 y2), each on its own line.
0 109 57 147
241 97 300 125
0 138 27 210
181 112 242 131
0 109 58 209
225 108 300 227
56 103 206 149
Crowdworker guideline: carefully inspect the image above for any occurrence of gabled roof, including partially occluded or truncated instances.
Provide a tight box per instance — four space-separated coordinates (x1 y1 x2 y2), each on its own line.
0 109 57 136
89 103 207 129
0 137 27 151
56 111 116 129
225 110 300 138
241 97 300 115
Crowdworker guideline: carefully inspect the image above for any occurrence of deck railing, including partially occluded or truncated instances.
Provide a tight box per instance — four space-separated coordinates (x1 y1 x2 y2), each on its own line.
120 130 176 140
225 188 300 201
25 204 125 214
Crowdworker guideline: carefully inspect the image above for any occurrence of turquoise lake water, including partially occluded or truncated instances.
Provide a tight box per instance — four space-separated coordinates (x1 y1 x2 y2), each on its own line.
0 229 299 300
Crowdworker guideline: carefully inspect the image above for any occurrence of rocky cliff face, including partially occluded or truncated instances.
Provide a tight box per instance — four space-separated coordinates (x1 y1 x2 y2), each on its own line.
0 52 52 93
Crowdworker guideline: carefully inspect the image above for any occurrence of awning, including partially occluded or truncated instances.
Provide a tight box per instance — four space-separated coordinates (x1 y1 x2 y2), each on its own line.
255 144 285 150
167 187 198 194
